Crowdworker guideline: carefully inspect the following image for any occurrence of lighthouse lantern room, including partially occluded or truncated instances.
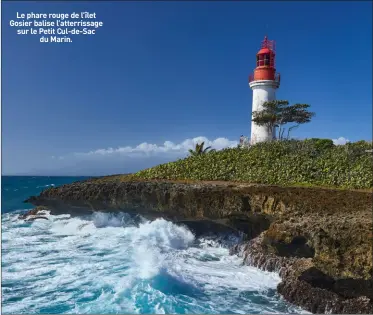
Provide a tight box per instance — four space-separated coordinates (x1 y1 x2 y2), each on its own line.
249 36 281 144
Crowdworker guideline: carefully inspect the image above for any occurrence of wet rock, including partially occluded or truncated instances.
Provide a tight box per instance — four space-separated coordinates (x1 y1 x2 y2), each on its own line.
264 234 315 258
278 274 373 314
24 216 49 222
224 213 272 240
298 267 335 290
234 233 373 314
176 219 241 238
18 206 50 220
333 278 373 299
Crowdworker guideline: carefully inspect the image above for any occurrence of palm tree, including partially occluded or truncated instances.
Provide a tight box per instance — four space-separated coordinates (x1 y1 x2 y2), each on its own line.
188 142 215 156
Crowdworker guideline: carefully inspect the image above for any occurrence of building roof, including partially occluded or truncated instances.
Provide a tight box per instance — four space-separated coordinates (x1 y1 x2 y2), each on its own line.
257 48 273 55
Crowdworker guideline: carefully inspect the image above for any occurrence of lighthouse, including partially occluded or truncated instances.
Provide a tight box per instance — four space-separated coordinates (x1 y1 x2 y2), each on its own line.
249 36 281 144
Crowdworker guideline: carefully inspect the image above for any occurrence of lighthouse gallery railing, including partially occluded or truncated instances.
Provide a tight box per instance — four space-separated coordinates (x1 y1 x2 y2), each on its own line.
248 72 281 83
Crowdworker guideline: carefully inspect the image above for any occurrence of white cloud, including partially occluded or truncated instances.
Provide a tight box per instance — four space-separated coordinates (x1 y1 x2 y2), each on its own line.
73 136 238 158
332 137 350 145
41 136 240 175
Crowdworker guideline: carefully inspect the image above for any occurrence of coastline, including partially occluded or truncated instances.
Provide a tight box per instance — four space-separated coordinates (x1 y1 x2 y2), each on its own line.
24 178 373 314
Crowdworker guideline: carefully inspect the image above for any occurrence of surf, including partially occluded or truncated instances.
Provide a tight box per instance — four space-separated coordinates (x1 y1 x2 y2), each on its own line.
2 211 304 314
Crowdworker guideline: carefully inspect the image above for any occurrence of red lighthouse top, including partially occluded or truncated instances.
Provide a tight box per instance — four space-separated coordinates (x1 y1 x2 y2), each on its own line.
249 36 280 83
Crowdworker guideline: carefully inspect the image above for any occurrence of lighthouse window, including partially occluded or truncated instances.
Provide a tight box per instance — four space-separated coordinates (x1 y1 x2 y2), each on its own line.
258 55 264 66
256 55 259 67
264 54 270 66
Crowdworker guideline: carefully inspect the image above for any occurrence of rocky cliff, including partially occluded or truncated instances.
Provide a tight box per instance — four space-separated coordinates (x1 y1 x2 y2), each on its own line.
24 178 373 314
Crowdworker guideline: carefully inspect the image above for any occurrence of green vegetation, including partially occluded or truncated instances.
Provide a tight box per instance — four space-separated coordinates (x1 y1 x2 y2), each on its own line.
252 100 315 140
304 138 334 151
133 139 373 189
188 141 215 156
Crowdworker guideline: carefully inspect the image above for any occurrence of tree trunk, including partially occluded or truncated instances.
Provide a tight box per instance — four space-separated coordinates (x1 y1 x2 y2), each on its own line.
287 125 299 139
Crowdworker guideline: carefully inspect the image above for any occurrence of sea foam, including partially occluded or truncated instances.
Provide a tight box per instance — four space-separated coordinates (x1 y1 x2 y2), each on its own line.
2 211 304 314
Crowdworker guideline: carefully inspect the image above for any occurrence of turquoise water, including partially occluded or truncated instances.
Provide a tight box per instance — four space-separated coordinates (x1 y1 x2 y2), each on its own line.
1 176 305 314
2 176 91 213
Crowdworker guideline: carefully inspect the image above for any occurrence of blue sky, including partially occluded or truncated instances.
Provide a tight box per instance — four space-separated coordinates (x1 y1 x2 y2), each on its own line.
2 1 372 175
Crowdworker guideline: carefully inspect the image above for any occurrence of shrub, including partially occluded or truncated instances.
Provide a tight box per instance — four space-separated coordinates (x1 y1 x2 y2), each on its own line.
132 140 373 189
304 138 334 152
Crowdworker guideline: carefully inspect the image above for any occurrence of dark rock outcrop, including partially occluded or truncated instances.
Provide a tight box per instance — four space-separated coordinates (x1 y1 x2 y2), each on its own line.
231 234 373 314
24 216 49 222
278 273 373 314
25 178 373 313
18 205 50 221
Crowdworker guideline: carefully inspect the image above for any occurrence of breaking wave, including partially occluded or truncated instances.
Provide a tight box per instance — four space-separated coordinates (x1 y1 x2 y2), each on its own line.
2 211 305 314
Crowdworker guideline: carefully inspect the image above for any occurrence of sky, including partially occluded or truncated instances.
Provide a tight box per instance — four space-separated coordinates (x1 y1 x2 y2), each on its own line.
2 1 372 176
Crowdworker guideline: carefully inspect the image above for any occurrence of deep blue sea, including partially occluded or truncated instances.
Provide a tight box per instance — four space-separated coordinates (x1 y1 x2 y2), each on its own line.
1 176 306 314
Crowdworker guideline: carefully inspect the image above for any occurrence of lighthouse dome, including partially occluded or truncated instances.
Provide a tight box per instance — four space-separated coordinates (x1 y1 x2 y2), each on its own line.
257 47 272 55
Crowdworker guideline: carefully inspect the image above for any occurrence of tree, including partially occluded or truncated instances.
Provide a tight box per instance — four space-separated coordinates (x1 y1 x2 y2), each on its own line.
252 100 315 140
188 142 215 156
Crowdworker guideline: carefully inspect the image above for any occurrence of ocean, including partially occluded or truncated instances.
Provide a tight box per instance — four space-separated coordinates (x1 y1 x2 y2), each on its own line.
1 176 305 314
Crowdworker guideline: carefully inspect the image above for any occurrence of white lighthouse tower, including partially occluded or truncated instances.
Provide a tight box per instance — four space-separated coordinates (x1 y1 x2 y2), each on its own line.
249 36 281 144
